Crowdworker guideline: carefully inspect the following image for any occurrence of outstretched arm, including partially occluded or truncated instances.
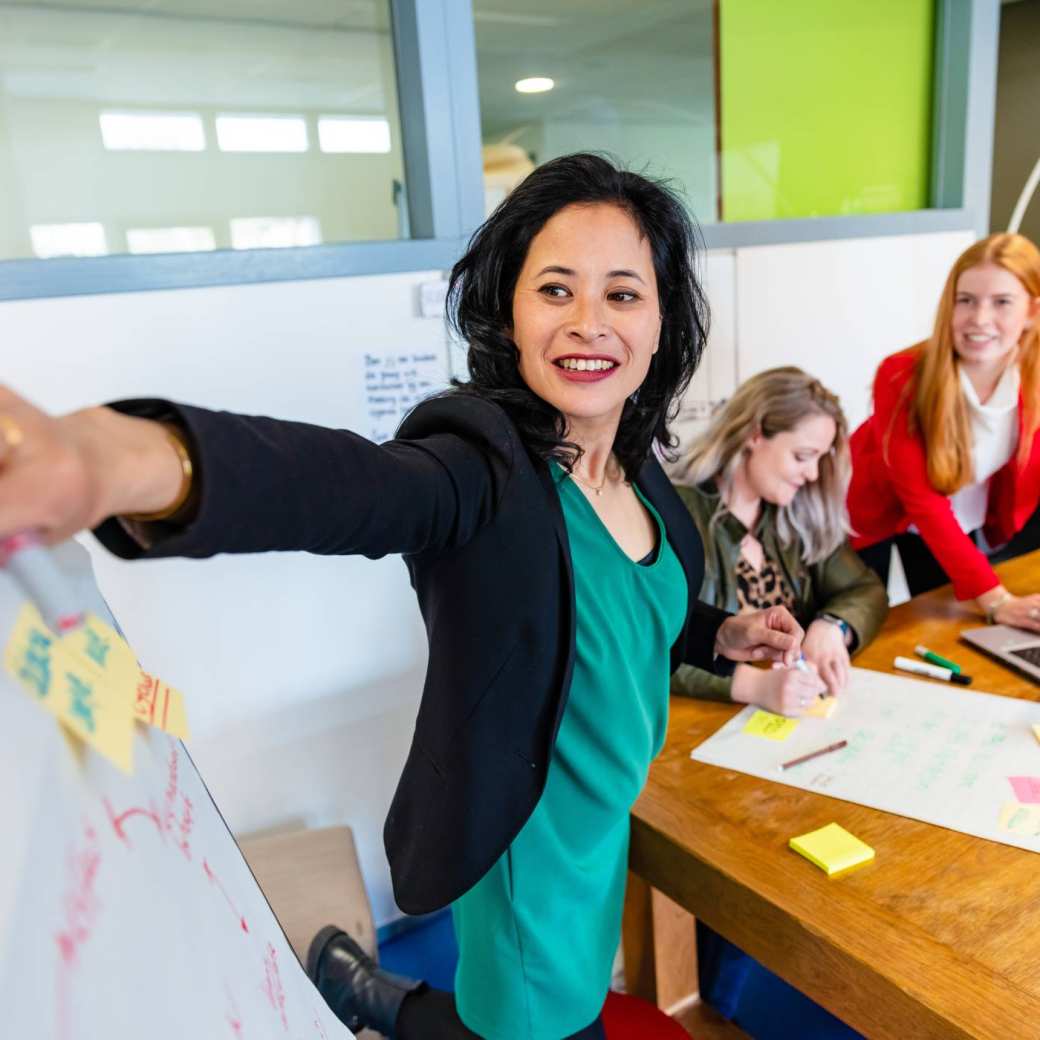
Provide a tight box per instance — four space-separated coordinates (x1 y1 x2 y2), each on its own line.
0 387 513 562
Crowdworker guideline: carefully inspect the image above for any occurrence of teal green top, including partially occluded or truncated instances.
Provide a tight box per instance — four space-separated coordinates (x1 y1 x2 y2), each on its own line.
451 466 687 1040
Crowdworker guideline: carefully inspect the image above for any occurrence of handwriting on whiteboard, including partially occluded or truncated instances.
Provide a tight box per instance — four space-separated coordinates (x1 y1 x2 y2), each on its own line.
363 350 446 443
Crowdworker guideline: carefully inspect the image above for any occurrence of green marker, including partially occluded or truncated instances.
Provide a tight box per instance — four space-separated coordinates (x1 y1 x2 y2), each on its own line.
915 645 961 674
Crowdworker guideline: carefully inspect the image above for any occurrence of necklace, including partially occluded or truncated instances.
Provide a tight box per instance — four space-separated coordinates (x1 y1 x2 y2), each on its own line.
570 469 608 496
570 463 629 497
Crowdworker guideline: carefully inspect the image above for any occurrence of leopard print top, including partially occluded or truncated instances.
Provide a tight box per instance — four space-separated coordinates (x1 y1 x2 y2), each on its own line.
734 553 796 613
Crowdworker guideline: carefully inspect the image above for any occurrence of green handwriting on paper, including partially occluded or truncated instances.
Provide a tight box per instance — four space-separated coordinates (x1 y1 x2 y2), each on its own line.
917 746 958 793
65 672 96 733
836 728 875 766
4 603 134 773
743 710 799 741
16 627 53 700
999 801 1040 838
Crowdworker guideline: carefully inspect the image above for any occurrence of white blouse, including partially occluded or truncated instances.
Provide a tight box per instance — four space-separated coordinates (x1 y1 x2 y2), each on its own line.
948 362 1020 537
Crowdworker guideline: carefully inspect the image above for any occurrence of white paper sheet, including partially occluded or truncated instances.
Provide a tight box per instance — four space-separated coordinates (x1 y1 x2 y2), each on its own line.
0 545 353 1040
691 666 1040 852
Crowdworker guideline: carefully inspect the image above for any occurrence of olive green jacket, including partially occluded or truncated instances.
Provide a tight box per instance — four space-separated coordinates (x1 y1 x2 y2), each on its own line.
670 482 889 702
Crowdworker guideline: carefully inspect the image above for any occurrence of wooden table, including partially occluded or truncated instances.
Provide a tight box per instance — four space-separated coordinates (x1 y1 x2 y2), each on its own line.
628 551 1040 1039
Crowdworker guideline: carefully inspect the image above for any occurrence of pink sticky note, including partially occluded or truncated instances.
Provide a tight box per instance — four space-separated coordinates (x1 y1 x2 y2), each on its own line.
1008 776 1040 804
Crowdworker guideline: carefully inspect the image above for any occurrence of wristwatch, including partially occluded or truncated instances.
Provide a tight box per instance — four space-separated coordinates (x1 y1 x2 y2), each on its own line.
816 612 853 647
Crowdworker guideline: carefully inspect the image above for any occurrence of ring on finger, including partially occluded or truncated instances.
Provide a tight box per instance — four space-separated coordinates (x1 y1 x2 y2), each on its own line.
0 413 23 451
1030 607 1040 621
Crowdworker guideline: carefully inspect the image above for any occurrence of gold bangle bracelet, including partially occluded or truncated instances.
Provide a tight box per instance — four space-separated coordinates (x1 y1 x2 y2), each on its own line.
124 422 196 523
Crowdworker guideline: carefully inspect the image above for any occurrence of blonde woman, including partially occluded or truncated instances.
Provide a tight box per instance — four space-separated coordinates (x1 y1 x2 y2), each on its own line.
850 233 1040 627
670 367 886 1034
672 367 888 709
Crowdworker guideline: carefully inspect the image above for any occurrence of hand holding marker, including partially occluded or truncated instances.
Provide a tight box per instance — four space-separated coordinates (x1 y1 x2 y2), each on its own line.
793 652 827 699
0 531 84 633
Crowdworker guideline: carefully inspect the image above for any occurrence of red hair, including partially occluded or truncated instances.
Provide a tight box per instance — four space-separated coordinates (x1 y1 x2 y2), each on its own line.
905 233 1040 495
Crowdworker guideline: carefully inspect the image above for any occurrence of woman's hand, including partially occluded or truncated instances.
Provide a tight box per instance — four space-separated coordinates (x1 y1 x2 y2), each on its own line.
991 593 1040 634
977 585 1040 634
715 605 803 667
0 386 182 543
801 619 850 696
731 662 827 717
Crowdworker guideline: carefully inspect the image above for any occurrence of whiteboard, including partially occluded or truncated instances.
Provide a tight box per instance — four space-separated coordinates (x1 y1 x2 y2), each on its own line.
0 546 353 1040
691 667 1040 852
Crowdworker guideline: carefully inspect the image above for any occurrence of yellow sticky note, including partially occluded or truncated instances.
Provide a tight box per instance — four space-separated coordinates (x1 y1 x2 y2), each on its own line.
65 613 190 739
61 613 141 699
803 696 838 719
743 709 799 741
789 822 875 876
4 603 135 773
999 801 1040 837
1032 724 1040 745
134 670 191 740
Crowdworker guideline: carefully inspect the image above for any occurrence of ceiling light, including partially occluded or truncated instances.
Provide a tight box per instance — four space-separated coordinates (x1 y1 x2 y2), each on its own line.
515 77 554 94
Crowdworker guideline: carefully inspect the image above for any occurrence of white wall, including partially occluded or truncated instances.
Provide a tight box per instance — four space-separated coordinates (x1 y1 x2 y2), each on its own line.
0 270 445 926
0 226 975 926
730 231 975 430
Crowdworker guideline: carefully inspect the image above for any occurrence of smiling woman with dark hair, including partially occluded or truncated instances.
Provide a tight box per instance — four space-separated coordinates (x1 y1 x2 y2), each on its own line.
0 153 803 1040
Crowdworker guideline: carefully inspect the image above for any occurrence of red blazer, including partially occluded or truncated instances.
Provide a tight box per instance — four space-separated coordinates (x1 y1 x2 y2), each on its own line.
848 346 1040 601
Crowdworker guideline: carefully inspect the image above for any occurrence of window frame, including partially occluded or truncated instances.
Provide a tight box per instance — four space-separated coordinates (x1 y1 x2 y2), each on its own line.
0 0 998 302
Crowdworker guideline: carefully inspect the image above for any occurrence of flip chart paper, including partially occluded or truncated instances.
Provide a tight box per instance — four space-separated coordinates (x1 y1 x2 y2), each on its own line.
693 667 1040 854
0 550 352 1039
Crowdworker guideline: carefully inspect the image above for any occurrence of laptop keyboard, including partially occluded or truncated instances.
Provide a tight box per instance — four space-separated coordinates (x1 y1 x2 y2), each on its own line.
1010 645 1040 668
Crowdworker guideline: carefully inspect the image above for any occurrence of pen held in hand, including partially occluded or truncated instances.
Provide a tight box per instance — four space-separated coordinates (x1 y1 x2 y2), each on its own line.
780 739 848 771
792 652 827 699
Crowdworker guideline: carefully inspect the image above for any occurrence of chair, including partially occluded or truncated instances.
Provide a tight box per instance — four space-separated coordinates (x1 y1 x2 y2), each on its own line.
602 990 691 1039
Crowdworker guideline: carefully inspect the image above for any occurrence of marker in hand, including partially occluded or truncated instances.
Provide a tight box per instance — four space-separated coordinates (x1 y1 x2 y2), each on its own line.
793 652 826 699
0 531 85 633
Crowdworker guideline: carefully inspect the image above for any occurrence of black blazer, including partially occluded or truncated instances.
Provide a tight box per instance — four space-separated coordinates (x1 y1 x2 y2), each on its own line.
96 393 728 914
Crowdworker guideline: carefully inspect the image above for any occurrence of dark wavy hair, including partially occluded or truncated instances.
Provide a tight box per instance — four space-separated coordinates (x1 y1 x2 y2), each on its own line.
447 152 709 480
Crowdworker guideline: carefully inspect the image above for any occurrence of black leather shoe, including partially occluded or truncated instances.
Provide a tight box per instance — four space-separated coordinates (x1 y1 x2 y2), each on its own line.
307 925 423 1036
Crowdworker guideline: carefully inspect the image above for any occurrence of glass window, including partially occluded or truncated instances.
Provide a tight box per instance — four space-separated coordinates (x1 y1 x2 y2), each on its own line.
0 0 408 262
473 1 719 223
473 0 935 226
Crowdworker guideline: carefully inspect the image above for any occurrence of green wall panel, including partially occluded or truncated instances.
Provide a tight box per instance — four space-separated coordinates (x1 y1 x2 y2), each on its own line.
720 0 934 222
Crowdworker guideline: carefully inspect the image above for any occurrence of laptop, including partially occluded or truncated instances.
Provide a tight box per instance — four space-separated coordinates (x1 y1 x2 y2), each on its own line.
961 625 1040 684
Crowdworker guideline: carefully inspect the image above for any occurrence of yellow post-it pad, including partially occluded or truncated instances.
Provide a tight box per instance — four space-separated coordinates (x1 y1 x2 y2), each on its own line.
789 822 875 876
743 709 799 741
803 695 838 719
4 602 135 773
